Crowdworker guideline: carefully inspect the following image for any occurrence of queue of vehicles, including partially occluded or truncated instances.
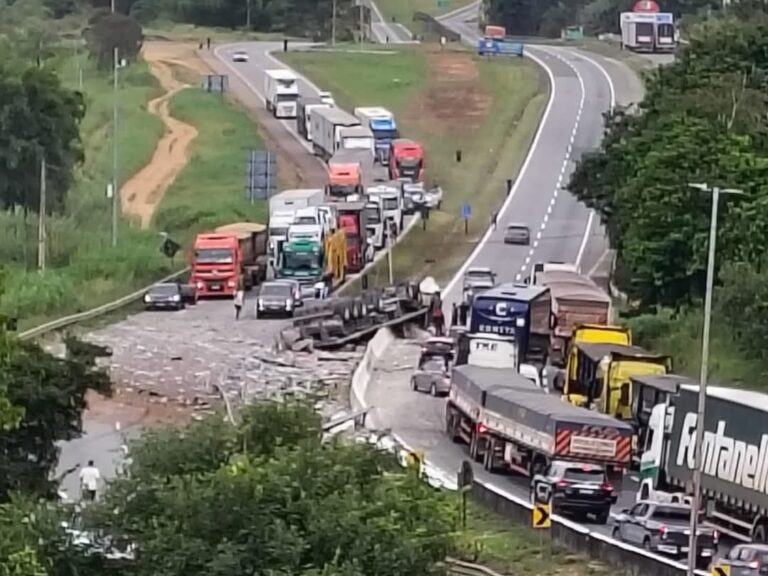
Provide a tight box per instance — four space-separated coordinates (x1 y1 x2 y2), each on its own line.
425 259 768 554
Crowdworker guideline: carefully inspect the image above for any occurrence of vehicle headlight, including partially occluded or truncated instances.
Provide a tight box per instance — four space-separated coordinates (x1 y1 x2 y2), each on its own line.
227 280 236 288
172 294 181 302
258 299 265 310
285 298 293 308
143 295 151 303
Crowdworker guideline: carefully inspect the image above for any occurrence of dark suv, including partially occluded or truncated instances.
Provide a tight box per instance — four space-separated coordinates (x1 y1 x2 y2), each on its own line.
531 460 615 524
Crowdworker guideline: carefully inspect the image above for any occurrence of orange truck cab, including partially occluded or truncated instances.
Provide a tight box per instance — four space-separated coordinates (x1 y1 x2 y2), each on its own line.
191 233 243 297
388 139 425 182
326 162 363 197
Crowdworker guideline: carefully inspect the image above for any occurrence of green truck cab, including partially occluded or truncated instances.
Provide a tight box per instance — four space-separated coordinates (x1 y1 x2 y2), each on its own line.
278 238 323 283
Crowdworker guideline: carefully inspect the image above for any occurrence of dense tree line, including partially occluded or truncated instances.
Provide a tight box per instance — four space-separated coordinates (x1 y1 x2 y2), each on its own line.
483 0 718 37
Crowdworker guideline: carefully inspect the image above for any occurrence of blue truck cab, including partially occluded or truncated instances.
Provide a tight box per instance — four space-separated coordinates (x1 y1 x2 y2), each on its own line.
354 107 399 166
469 283 551 364
477 38 524 57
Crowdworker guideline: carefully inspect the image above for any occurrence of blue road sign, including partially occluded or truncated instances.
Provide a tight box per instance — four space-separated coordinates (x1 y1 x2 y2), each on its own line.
462 203 472 219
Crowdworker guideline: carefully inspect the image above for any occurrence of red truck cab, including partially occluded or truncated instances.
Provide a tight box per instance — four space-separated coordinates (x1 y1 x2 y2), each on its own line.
191 233 241 297
389 139 425 182
336 201 367 273
326 162 363 197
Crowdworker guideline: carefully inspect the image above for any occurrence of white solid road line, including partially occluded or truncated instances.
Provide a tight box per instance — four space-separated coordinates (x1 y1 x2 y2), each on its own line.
442 48 558 297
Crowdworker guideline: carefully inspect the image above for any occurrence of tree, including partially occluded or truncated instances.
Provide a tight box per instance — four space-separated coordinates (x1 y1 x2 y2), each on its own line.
90 401 455 576
568 16 768 310
0 64 85 214
84 12 143 69
0 335 112 501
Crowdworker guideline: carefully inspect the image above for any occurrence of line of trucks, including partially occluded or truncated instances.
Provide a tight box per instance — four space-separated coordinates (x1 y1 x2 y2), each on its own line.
262 68 426 196
187 70 429 299
442 262 768 544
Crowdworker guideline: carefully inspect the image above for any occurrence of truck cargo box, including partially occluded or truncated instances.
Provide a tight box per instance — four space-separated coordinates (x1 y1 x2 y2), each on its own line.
451 364 542 405
539 270 610 337
667 385 768 513
485 387 633 464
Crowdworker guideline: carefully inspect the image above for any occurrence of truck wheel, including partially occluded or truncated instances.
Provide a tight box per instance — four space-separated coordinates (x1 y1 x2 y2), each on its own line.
469 433 484 463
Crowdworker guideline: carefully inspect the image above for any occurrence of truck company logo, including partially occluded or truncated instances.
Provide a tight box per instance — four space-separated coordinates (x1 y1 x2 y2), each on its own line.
676 412 768 492
478 324 515 336
494 303 508 316
471 340 498 352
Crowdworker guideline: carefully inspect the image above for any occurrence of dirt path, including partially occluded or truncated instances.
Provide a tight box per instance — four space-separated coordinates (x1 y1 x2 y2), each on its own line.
121 46 199 228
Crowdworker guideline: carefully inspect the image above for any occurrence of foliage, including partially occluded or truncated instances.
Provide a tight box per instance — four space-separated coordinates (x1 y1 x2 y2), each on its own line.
90 401 455 576
484 0 718 37
84 11 143 69
569 16 768 310
0 62 85 214
0 335 112 501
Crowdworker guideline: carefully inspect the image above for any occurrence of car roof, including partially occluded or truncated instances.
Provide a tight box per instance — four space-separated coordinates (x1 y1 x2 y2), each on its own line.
506 222 528 228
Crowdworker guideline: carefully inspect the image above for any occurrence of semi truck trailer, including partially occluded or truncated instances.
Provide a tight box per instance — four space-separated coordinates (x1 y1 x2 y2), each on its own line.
446 364 633 481
639 383 768 543
264 69 299 118
354 106 399 165
297 95 331 141
311 107 361 161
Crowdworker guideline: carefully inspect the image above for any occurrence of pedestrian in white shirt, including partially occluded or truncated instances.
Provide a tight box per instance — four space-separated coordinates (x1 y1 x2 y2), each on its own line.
79 460 101 502
234 288 245 319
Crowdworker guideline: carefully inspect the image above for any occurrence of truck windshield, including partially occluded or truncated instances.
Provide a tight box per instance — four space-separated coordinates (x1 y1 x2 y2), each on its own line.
195 248 233 264
398 158 422 168
382 197 399 211
373 128 398 141
270 227 289 238
657 23 674 38
293 216 317 225
284 251 320 270
366 212 381 224
637 22 653 37
276 93 298 102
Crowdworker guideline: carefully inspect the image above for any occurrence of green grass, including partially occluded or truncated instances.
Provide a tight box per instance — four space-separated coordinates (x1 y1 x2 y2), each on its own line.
280 46 547 287
153 89 268 242
143 21 305 43
456 501 611 576
1 49 271 331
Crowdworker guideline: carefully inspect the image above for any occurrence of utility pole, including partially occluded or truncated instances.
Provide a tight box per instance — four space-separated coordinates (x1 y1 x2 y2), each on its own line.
111 46 120 248
685 183 744 576
387 226 394 284
331 0 337 46
111 0 115 13
37 156 47 272
246 0 251 29
359 0 364 49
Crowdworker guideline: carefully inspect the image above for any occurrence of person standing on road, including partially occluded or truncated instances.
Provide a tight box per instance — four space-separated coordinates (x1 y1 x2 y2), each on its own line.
491 211 498 230
206 37 211 50
234 287 245 320
458 300 469 326
451 302 458 327
79 460 101 502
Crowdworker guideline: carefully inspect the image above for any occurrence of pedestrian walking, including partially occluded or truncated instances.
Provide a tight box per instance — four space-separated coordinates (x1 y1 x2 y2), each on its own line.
491 211 498 230
206 37 211 50
234 288 245 320
459 300 468 326
433 304 445 336
451 302 458 327
79 460 101 502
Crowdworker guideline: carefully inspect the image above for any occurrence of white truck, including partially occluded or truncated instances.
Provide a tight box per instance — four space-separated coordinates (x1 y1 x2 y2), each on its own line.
264 69 299 119
338 126 375 155
292 206 332 239
296 95 331 141
268 189 324 269
619 12 656 53
366 183 402 237
639 380 768 543
354 107 399 165
364 201 385 251
311 107 361 161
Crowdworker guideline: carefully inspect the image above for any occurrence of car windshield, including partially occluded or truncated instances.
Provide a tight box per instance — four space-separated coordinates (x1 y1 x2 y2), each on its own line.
150 284 177 295
270 226 289 238
651 507 691 522
563 468 605 483
284 251 320 270
195 248 233 263
294 216 316 225
507 225 526 232
260 284 291 297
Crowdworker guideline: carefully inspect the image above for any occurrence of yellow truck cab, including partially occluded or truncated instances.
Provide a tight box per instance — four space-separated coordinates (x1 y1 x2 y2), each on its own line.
558 324 631 394
564 342 671 419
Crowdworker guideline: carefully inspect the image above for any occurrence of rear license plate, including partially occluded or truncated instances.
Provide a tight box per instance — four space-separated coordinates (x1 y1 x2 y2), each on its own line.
579 489 595 495
210 284 222 290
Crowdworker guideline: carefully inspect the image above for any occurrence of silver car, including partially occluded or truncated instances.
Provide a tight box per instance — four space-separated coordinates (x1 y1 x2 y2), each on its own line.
716 544 768 576
255 281 296 318
504 222 531 245
232 50 249 62
410 357 450 396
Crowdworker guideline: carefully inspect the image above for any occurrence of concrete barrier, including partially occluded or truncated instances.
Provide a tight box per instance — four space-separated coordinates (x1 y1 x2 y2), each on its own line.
350 327 394 411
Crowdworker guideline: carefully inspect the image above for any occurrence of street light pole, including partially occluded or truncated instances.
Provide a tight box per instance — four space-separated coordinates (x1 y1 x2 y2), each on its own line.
685 183 744 576
331 0 337 46
37 156 47 272
111 46 120 248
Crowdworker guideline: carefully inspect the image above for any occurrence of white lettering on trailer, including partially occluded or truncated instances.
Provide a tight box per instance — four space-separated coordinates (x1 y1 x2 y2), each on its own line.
570 435 617 459
676 412 768 493
478 324 516 336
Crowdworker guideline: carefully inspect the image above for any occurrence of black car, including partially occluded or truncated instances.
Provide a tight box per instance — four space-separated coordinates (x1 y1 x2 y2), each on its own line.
143 283 186 310
531 461 615 524
612 501 718 569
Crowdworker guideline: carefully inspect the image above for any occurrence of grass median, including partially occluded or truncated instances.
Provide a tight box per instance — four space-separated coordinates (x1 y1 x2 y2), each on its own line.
280 45 548 288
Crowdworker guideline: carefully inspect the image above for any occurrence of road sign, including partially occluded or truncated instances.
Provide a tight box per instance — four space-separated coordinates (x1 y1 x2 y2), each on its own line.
246 150 277 202
203 74 228 93
461 203 472 219
532 502 551 529
711 565 730 576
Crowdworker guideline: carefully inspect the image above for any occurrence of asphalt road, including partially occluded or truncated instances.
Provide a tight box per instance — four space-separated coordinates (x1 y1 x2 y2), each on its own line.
365 0 414 43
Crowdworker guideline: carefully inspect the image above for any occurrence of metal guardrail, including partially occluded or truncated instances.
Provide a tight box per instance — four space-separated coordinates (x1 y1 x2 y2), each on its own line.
17 267 190 341
445 558 505 576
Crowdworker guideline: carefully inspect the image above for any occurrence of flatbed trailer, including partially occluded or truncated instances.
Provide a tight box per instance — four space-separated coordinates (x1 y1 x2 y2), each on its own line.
446 364 633 479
